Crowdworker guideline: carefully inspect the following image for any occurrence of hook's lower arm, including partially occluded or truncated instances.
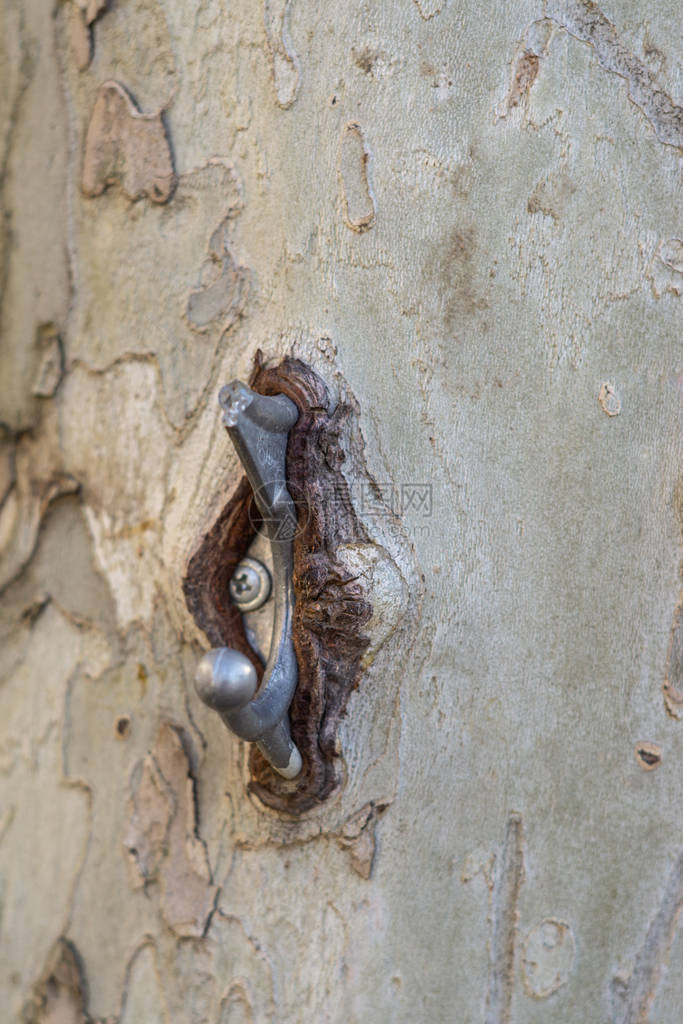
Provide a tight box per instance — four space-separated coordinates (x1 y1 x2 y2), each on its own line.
194 382 302 779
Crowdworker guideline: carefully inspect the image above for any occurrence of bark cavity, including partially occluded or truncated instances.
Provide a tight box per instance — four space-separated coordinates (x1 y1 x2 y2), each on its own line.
634 742 661 771
183 356 373 814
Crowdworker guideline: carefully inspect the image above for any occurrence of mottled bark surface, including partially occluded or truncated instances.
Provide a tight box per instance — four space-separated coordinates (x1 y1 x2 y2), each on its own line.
0 0 681 1021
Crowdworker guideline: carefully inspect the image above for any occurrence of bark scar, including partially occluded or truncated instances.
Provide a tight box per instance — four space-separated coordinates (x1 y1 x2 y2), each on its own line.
183 355 373 814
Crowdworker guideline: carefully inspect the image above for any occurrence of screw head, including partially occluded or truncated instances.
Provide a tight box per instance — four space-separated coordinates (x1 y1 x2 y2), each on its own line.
228 556 272 612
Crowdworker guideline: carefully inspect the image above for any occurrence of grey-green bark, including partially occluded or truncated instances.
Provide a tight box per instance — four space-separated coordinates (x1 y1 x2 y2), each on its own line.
0 0 681 1021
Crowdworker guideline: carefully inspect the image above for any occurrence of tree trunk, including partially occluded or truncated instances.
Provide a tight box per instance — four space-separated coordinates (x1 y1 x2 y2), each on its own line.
1 1 681 1021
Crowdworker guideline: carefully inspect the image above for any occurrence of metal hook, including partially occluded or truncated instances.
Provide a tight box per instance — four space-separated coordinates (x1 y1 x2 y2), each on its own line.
194 381 302 779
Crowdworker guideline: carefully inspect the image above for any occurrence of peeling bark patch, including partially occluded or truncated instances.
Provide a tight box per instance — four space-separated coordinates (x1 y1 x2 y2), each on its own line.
67 4 93 73
22 938 89 1024
485 812 525 1024
185 217 248 335
611 850 683 1023
0 493 117 648
648 239 683 299
337 802 386 879
663 485 682 719
0 468 80 593
658 239 683 274
153 725 217 936
183 356 372 814
82 81 176 204
264 0 300 109
634 742 661 770
507 53 540 110
522 919 575 998
545 0 683 149
663 681 683 719
598 382 621 417
663 601 682 719
124 724 217 936
31 324 64 399
67 0 107 71
499 21 553 118
119 942 167 1024
339 124 376 233
124 745 173 888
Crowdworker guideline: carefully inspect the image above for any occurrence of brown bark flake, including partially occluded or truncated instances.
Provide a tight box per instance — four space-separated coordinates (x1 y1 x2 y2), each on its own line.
82 81 176 204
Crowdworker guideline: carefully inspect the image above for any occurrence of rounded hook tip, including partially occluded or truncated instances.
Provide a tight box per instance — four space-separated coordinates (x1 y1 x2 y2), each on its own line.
195 647 258 711
279 744 303 780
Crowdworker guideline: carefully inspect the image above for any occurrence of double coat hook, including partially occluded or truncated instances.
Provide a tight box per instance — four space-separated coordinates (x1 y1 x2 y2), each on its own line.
194 381 302 779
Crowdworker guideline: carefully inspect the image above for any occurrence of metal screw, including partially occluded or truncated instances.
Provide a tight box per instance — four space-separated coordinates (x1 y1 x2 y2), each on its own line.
228 556 271 612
